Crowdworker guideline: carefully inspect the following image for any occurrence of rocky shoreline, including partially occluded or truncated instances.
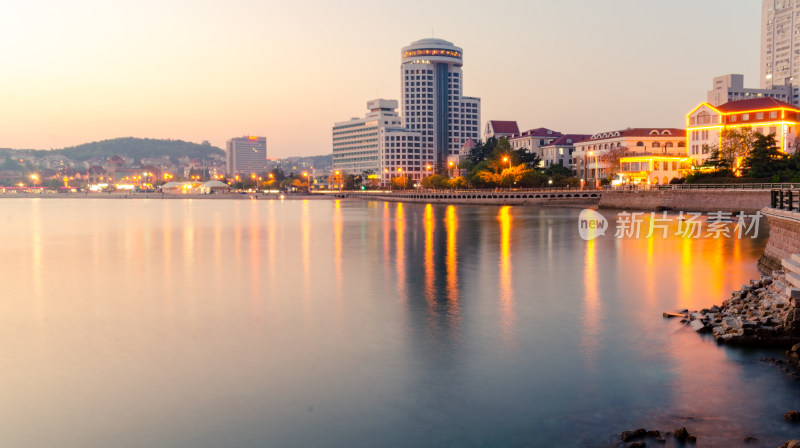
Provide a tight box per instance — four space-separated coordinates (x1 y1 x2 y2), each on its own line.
672 270 800 347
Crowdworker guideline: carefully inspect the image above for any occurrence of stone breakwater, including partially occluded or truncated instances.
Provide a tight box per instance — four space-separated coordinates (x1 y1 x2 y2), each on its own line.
677 270 800 346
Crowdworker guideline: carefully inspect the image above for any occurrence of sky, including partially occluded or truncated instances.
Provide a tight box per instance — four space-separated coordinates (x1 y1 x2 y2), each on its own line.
0 0 761 157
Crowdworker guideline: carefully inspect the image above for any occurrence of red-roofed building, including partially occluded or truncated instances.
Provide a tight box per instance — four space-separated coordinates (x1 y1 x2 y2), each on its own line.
484 120 519 139
540 134 591 169
573 128 687 186
686 97 800 166
509 127 563 158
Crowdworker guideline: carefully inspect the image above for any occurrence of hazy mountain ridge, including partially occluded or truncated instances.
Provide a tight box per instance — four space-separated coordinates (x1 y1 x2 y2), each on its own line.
1 137 225 163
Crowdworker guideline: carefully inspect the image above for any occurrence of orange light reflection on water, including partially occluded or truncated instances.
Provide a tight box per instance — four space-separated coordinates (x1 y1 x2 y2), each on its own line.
498 206 516 350
581 231 601 373
445 206 460 316
395 203 406 304
424 204 435 309
333 200 343 306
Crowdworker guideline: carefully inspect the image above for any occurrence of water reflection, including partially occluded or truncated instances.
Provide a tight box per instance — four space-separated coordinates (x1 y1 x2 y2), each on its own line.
395 203 407 303
498 206 516 349
581 237 601 373
333 200 343 305
445 205 460 315
424 204 436 309
2 200 789 448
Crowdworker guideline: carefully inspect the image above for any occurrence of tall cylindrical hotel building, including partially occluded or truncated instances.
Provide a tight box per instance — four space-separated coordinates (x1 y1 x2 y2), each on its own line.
401 38 481 173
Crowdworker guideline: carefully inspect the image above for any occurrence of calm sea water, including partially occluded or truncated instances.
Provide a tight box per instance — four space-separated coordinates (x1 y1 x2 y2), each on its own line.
1 198 798 447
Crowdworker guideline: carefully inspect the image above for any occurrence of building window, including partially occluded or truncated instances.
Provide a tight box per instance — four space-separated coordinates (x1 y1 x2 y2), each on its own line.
636 141 644 147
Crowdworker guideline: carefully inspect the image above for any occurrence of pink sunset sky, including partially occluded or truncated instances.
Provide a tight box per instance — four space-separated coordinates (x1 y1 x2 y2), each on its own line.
0 0 759 157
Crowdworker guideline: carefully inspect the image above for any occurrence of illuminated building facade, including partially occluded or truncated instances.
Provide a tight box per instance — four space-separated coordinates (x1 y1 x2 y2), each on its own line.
617 155 690 185
708 74 791 107
225 136 267 175
762 0 800 105
572 129 686 184
333 99 423 184
686 97 800 166
401 38 481 174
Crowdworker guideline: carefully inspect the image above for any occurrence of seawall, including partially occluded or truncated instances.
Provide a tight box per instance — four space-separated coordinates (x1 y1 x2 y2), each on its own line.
760 208 800 273
599 190 770 213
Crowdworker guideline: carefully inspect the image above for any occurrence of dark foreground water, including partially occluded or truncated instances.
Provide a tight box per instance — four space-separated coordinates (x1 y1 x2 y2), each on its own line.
1 198 798 447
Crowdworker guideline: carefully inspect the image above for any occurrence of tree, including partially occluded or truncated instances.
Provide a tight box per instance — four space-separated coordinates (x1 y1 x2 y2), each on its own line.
513 147 542 169
270 167 286 181
543 164 572 178
448 176 469 189
719 127 756 171
470 170 501 188
598 146 628 178
468 137 498 165
420 174 448 189
390 176 411 189
741 133 785 178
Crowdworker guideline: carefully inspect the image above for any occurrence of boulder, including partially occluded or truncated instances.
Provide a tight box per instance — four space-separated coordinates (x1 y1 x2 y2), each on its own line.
689 320 708 333
628 442 646 448
785 410 800 422
673 427 690 442
621 428 647 442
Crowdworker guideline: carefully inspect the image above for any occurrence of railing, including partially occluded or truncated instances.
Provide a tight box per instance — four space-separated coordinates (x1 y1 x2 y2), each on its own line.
771 189 800 211
314 186 602 195
656 183 800 191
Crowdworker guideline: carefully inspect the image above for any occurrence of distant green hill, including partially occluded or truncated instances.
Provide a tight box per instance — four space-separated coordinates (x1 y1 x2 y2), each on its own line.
28 137 224 163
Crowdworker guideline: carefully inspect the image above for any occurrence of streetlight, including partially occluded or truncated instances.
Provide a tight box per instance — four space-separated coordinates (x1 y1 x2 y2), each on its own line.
302 172 308 192
448 161 455 178
397 167 406 189
335 171 342 191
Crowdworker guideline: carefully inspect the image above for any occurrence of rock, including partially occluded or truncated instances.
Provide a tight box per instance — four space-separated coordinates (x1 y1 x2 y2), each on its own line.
628 442 646 448
791 288 800 300
781 441 800 448
673 427 690 442
621 428 647 441
686 435 697 443
663 312 686 318
690 320 708 333
785 410 800 422
743 435 757 443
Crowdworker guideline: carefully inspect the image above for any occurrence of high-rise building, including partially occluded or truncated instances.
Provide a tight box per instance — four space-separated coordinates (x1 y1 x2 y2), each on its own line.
401 38 481 173
708 74 792 106
332 99 422 181
226 136 267 176
761 0 800 105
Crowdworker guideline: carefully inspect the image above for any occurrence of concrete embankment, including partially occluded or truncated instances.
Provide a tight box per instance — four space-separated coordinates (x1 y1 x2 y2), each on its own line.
599 189 770 213
760 209 800 273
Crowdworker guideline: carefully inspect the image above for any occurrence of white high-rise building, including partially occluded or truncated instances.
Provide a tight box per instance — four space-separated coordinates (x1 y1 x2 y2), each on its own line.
226 136 267 176
401 38 481 174
761 0 800 105
332 99 423 183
